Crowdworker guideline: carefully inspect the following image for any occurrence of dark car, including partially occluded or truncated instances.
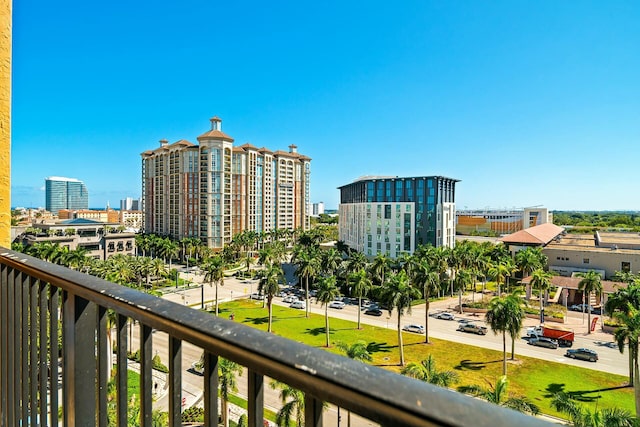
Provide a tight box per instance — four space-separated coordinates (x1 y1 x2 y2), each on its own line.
528 337 558 349
456 323 487 335
565 348 598 362
364 308 383 317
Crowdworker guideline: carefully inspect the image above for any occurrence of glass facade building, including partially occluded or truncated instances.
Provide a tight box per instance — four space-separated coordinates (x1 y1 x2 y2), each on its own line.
338 176 458 257
45 176 89 214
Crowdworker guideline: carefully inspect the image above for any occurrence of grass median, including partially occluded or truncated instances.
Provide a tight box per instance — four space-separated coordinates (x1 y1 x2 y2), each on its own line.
218 299 634 419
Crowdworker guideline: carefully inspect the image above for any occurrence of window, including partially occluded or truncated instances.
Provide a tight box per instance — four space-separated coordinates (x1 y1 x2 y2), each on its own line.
384 205 391 219
582 258 590 264
622 261 631 272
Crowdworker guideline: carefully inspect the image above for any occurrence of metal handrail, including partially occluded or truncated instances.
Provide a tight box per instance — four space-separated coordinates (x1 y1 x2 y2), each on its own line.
0 248 554 427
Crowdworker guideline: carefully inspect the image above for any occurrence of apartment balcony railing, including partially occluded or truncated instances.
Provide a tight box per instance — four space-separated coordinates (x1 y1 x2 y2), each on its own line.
0 248 554 427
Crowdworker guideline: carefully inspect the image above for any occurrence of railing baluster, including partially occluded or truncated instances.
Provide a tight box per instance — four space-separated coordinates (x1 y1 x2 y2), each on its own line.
63 292 97 426
168 337 182 427
305 394 324 427
20 272 29 426
8 266 16 425
97 306 108 427
15 269 24 427
49 285 59 427
203 351 218 427
39 281 48 427
0 263 6 427
140 323 153 427
247 369 264 427
30 279 38 427
116 314 128 427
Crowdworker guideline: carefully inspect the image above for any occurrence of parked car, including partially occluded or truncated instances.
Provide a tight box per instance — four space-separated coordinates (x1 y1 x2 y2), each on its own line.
457 323 487 335
364 308 383 317
565 348 598 362
328 301 346 309
435 312 455 321
290 300 306 310
528 337 558 349
569 304 595 312
283 295 296 303
362 303 379 311
402 324 425 334
250 293 264 300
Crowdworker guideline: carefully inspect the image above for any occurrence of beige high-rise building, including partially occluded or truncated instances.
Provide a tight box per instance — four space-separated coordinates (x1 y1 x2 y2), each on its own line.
141 117 311 249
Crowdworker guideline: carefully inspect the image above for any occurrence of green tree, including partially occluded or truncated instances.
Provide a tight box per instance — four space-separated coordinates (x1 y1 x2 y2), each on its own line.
379 270 421 366
485 294 518 376
336 341 372 427
577 270 603 334
258 263 285 333
530 269 553 322
613 304 640 416
458 376 540 415
412 255 440 344
293 247 319 319
270 381 305 427
369 253 390 287
219 358 243 427
401 354 459 388
349 269 372 330
552 391 636 427
315 276 341 347
203 256 225 316
320 248 342 277
505 291 526 360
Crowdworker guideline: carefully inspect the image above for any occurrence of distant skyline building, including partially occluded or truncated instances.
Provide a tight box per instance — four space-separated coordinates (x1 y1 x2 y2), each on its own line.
312 202 325 216
456 207 551 236
141 116 311 249
45 176 89 214
120 197 141 211
338 175 458 258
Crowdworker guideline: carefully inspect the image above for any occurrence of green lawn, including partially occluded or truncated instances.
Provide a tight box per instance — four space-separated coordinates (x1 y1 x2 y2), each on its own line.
218 300 634 419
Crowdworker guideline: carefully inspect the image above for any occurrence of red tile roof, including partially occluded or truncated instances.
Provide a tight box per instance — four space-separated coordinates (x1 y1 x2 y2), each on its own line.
499 223 564 246
197 129 234 142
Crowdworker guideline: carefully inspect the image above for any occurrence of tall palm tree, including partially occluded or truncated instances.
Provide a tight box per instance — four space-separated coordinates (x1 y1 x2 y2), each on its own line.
505 291 525 361
577 270 603 334
203 256 225 316
530 269 553 322
401 354 459 388
219 358 243 427
336 341 372 427
293 248 319 319
458 376 540 415
487 260 513 297
552 391 636 427
270 381 305 427
515 247 546 291
485 295 513 376
258 263 284 333
369 253 390 287
379 270 421 366
412 256 440 343
349 269 372 330
613 304 640 416
454 268 472 314
316 276 341 347
321 248 342 277
607 283 640 385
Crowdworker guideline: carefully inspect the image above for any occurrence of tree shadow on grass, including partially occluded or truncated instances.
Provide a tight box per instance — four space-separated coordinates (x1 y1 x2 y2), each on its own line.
454 359 502 371
305 327 334 337
544 382 632 402
365 342 394 354
242 316 269 325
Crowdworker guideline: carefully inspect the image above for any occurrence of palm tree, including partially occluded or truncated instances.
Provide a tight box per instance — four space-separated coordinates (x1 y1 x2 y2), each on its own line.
336 341 372 427
505 291 526 361
458 376 540 415
411 255 440 343
369 253 390 287
515 247 546 297
379 270 421 366
349 269 371 330
203 256 225 316
401 354 459 388
315 276 341 347
529 268 552 315
293 248 319 319
577 270 603 334
454 268 472 314
219 358 243 427
485 295 514 376
258 264 284 333
552 391 636 427
613 304 640 416
320 248 342 277
487 260 513 297
606 283 640 385
270 381 305 427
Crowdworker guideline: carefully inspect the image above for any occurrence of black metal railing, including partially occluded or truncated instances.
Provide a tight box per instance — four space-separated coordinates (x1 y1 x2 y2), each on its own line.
0 248 554 427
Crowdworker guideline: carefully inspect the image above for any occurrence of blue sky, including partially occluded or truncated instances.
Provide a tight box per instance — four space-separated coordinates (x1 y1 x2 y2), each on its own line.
11 1 640 211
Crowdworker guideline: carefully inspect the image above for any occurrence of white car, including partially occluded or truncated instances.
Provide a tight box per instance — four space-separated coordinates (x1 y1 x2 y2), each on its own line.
290 300 306 309
283 295 296 303
402 324 425 334
328 301 346 309
436 312 455 321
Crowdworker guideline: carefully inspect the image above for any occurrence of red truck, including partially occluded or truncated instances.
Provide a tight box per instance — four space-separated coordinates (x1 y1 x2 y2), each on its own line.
526 325 574 347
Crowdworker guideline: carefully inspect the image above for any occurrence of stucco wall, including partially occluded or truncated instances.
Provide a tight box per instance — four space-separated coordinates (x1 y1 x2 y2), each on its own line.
0 0 11 247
